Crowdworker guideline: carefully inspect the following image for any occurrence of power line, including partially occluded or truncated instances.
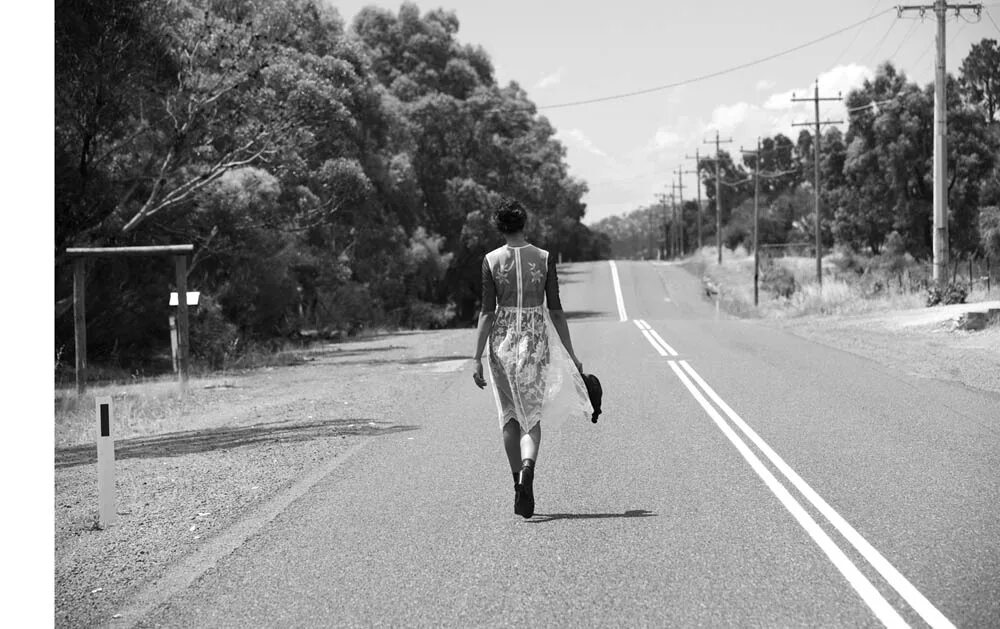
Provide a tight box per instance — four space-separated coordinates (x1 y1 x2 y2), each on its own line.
860 14 901 65
831 0 886 67
985 7 1000 31
888 16 923 60
538 8 896 110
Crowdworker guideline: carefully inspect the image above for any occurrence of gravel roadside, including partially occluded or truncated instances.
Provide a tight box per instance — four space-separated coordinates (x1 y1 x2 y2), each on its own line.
767 303 1000 397
54 328 472 628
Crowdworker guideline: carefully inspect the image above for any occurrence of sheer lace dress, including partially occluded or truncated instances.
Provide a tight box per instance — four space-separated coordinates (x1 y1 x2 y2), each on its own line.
481 244 593 432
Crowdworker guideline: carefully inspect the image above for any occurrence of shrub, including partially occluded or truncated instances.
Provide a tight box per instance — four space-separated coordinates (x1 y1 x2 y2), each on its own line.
189 295 240 369
723 223 749 251
761 264 797 298
925 282 968 306
403 300 455 329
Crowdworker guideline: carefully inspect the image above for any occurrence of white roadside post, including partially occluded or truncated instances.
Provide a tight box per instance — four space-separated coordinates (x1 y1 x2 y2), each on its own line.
168 291 200 376
96 396 117 528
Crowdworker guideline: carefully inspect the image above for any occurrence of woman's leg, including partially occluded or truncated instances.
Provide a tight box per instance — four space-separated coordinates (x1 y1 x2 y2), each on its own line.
514 423 540 518
502 419 521 481
520 423 541 463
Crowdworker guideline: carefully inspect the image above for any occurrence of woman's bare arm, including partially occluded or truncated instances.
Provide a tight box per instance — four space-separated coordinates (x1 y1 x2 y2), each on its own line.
473 311 495 361
549 309 582 371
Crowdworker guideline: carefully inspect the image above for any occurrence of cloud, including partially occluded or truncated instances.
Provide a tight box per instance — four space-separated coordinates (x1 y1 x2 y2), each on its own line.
755 79 775 91
535 67 565 89
708 102 753 132
764 64 874 110
559 128 608 158
653 128 681 148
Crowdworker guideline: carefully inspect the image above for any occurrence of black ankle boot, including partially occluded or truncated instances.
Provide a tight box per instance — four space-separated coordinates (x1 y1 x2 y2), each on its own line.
514 460 535 519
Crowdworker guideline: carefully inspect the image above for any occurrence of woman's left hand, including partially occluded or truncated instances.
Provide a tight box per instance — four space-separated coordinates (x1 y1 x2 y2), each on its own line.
472 359 487 389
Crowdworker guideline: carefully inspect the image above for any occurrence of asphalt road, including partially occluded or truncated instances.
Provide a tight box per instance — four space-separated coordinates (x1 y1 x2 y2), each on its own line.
134 260 999 628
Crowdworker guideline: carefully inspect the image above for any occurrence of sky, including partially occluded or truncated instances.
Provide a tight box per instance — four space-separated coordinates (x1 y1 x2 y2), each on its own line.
327 0 999 225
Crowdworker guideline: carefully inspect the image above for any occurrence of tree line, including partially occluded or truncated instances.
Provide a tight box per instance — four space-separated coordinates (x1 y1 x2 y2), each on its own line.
592 40 1000 269
55 0 610 370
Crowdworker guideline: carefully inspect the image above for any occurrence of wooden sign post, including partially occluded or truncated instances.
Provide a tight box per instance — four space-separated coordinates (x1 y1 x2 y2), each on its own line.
73 259 87 395
65 245 194 394
96 396 117 528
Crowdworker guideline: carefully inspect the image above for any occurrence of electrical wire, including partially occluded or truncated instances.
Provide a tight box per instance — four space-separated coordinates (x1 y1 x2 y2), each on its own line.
888 16 922 62
985 8 1000 34
859 14 901 66
537 8 896 110
831 0 885 68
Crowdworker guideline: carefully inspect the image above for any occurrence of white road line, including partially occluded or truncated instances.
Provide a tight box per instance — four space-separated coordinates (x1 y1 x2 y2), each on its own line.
666 360 910 629
635 320 668 356
647 329 678 356
609 260 628 322
639 330 669 356
634 320 678 356
677 361 955 629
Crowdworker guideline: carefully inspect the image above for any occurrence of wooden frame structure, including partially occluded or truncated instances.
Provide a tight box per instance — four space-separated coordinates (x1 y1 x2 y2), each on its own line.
65 245 195 394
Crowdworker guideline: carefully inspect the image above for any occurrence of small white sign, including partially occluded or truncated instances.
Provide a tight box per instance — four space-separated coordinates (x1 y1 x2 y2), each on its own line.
169 291 201 306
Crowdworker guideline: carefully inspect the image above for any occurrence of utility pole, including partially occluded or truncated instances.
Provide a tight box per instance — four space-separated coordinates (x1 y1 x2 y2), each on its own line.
741 138 762 307
703 131 733 264
682 151 702 250
658 193 670 259
648 205 655 260
898 1 981 285
792 80 841 285
673 166 687 258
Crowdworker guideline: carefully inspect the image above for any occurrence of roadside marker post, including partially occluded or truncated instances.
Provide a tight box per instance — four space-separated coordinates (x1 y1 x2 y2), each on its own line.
96 396 117 528
168 292 200 374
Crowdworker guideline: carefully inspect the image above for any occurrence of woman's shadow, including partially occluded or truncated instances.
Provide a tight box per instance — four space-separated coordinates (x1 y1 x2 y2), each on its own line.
525 509 656 523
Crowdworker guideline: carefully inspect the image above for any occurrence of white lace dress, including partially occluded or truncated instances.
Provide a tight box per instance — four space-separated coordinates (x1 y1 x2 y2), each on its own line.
481 244 593 432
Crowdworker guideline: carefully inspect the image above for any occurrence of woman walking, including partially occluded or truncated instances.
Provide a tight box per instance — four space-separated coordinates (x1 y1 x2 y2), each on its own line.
472 198 593 519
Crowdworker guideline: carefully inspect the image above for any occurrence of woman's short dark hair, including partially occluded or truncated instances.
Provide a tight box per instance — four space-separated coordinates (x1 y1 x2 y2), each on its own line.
493 198 528 234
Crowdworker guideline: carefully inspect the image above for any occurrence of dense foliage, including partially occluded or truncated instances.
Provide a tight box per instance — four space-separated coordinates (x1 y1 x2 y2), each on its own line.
592 42 1000 268
55 0 608 369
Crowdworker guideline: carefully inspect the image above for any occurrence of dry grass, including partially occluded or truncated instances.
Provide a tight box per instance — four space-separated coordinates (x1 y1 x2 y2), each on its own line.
53 325 411 448
53 376 238 448
688 246 994 319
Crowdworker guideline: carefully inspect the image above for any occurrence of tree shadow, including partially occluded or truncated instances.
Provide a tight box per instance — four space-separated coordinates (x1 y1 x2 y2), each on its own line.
525 509 656 523
306 345 408 359
318 355 467 368
563 310 611 321
54 418 418 469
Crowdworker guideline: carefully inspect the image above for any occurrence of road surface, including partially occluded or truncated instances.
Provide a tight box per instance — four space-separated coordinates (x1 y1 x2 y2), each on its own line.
130 260 1000 628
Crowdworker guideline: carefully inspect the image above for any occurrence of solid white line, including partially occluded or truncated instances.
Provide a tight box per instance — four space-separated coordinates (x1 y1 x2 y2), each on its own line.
666 361 909 629
677 361 955 629
647 328 678 356
609 260 628 322
639 329 668 356
633 319 647 330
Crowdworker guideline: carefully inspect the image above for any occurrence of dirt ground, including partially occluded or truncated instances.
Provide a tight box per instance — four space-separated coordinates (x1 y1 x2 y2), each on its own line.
52 291 999 627
769 300 1000 396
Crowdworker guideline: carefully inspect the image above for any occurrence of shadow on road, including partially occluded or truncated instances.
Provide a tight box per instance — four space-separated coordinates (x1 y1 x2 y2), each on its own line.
563 310 610 321
525 509 657 523
307 345 408 358
55 418 419 469
319 354 468 368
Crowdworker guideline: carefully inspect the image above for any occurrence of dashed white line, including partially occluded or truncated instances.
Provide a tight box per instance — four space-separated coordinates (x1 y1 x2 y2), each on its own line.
609 261 628 322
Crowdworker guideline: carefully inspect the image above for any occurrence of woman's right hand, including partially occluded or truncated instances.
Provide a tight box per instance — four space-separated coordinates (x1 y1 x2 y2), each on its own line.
472 359 487 389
